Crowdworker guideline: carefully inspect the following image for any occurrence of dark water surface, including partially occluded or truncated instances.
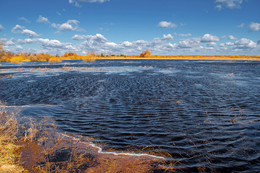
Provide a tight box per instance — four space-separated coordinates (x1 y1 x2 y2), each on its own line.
0 60 260 172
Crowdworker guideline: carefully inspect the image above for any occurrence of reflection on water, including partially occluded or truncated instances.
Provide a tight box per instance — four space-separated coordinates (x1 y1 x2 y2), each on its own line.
0 60 260 172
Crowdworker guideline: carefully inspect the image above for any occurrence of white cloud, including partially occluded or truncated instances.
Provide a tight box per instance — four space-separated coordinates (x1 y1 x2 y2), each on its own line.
52 20 80 31
220 42 234 48
72 34 178 55
0 24 3 31
121 41 133 47
162 34 173 40
4 33 260 56
38 38 65 48
207 42 217 47
60 23 75 31
19 17 30 23
11 25 24 33
249 22 260 32
28 38 77 54
201 34 220 42
158 21 177 28
69 0 110 6
177 33 192 37
215 0 244 10
3 37 75 54
234 38 257 49
22 29 40 37
11 25 40 37
37 15 50 24
17 38 37 44
177 38 201 49
228 35 237 40
73 33 107 41
72 34 88 40
6 38 15 45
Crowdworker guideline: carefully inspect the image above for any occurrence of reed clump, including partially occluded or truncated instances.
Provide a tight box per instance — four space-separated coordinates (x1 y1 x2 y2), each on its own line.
0 106 24 172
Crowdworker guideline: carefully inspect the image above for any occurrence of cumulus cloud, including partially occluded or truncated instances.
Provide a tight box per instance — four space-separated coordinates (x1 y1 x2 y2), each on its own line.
72 34 88 40
207 42 217 47
38 38 68 48
234 38 257 49
11 25 23 33
12 38 76 54
201 34 220 42
72 33 107 42
69 0 110 6
5 33 260 56
177 38 201 49
220 42 234 47
0 24 3 31
52 20 80 31
6 38 16 46
11 25 40 37
158 21 177 28
215 0 244 10
71 34 179 55
17 38 38 44
249 22 260 32
121 41 133 47
37 15 50 24
22 29 40 37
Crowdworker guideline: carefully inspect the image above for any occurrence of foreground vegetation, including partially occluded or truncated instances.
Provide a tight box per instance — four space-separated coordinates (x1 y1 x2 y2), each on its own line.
0 104 182 173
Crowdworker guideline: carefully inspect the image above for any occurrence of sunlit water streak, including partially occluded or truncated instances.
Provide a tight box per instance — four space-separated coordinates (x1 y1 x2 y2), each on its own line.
0 60 260 172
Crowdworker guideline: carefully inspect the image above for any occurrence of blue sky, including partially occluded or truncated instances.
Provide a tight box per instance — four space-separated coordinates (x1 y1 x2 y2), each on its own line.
0 0 260 55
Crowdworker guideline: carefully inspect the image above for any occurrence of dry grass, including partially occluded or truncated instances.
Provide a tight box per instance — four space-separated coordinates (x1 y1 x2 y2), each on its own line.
0 104 170 173
96 55 260 61
0 106 24 173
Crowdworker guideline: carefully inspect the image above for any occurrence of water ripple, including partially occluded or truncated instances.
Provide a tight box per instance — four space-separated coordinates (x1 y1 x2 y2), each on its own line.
0 60 259 172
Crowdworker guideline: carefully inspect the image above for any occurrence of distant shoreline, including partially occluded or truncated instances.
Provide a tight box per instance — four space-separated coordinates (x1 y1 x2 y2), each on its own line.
96 56 260 61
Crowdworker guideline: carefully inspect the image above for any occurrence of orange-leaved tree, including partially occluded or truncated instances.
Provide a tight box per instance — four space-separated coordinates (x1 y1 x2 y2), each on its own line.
140 50 151 57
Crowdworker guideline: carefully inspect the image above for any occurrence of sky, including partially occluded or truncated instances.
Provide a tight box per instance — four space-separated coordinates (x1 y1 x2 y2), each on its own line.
0 0 260 56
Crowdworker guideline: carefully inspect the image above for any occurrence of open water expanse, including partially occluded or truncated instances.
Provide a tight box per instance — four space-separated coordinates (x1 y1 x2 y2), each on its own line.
0 60 259 172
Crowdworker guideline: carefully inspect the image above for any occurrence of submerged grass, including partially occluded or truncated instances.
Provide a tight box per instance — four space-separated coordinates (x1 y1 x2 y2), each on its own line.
0 104 171 173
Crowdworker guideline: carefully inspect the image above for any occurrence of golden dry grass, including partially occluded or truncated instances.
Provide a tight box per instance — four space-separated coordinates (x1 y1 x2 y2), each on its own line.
0 104 170 173
0 106 24 173
96 55 260 61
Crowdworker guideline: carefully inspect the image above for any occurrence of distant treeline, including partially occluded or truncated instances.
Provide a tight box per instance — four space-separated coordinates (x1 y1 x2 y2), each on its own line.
0 45 259 63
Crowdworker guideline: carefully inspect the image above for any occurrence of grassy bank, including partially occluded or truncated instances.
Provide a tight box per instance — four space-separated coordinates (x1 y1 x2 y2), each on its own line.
0 105 178 173
95 55 260 61
1 48 260 63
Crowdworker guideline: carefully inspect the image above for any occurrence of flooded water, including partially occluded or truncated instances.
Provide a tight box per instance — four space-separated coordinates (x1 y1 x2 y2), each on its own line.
0 60 260 172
